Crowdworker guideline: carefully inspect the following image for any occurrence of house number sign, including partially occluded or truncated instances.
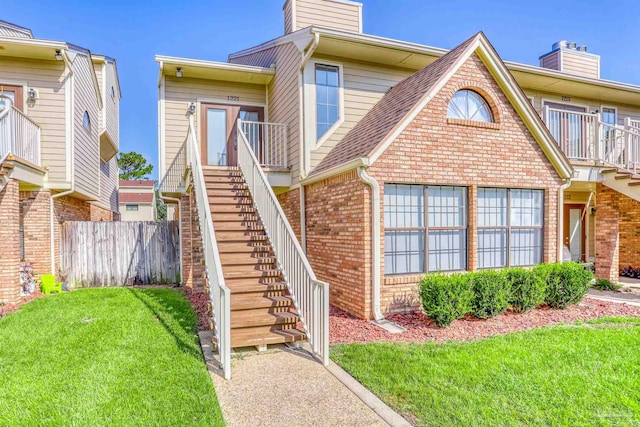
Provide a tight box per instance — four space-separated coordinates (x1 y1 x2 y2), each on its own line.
561 96 571 102
228 96 240 101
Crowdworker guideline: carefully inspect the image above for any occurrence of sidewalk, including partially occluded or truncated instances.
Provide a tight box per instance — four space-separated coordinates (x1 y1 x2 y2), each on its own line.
588 288 640 307
200 338 409 427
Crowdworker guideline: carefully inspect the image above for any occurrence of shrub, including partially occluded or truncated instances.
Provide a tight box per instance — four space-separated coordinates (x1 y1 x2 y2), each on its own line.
505 267 546 313
534 262 593 309
620 266 640 279
419 273 473 327
592 278 622 292
470 270 510 319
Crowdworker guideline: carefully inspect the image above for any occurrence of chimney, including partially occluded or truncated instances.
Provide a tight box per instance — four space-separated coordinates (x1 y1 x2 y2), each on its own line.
539 41 600 79
283 0 363 35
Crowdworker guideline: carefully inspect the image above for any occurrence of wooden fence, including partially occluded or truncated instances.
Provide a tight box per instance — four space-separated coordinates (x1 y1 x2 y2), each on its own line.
61 221 180 287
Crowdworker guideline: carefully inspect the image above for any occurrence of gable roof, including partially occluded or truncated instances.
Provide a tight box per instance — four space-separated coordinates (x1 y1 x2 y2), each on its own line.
120 193 154 204
307 32 573 182
120 180 155 188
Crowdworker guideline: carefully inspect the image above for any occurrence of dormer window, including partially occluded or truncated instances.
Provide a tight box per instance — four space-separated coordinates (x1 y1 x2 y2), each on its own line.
447 89 494 122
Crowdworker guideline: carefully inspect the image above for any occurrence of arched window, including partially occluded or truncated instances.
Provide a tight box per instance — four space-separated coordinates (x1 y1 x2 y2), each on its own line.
83 111 91 132
447 89 494 122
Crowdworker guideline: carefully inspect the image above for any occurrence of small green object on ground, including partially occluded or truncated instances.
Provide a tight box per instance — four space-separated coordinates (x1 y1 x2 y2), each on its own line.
40 274 62 295
0 288 224 426
332 318 640 426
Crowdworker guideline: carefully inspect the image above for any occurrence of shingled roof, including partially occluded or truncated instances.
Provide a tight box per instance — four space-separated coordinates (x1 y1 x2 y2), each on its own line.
311 32 481 176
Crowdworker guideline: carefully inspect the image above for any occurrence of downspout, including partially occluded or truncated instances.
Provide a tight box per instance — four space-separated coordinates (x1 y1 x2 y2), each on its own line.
357 166 384 321
50 50 75 274
298 31 320 248
557 178 572 262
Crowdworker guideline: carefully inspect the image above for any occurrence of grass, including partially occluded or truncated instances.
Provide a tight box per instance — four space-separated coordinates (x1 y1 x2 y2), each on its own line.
0 288 224 426
332 319 640 426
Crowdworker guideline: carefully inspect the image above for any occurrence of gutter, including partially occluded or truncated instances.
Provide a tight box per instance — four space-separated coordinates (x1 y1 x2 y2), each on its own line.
357 167 384 321
557 178 572 262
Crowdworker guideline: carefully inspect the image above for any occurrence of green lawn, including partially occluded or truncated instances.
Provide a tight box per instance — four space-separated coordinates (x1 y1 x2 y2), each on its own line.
332 319 640 426
0 288 224 426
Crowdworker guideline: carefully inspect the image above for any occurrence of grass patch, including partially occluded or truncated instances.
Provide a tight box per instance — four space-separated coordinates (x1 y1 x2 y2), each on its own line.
332 319 640 426
0 288 224 426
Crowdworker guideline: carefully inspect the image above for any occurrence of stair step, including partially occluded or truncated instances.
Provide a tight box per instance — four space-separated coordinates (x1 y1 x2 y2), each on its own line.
221 255 276 266
615 174 632 180
209 204 256 213
224 269 282 280
214 221 264 231
207 188 251 197
1 162 14 170
229 281 288 294
211 212 261 222
217 241 272 254
628 180 640 186
206 182 249 190
223 262 277 273
208 195 253 205
601 168 619 174
230 327 306 348
215 231 268 242
231 294 292 310
231 310 298 328
203 175 246 183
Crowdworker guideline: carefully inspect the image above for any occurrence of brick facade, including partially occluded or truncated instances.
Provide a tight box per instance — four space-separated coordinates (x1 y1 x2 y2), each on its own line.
595 184 620 282
0 179 21 304
19 189 52 277
90 204 119 222
181 187 206 292
305 170 372 319
276 188 302 242
618 190 640 269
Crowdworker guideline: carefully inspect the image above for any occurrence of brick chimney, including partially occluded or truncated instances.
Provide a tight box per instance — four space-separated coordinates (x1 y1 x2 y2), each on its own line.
539 41 600 79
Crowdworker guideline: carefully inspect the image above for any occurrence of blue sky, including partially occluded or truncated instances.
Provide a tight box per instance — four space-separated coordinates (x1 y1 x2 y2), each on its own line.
4 0 640 180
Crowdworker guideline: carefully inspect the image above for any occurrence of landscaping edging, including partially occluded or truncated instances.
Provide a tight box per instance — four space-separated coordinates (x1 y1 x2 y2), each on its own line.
330 297 640 344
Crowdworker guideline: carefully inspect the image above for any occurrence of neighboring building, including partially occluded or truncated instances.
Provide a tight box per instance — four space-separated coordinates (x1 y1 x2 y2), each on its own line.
0 21 120 304
119 180 157 221
157 0 640 369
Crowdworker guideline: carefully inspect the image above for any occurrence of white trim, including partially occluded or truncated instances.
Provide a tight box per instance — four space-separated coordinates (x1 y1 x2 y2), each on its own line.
300 157 368 185
228 28 314 60
64 55 74 183
291 0 297 32
541 97 590 112
196 97 267 109
158 72 166 179
155 55 276 75
600 105 618 126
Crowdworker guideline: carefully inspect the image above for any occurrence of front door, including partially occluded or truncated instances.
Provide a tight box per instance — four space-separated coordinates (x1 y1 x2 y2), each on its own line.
563 204 586 262
0 84 23 112
200 104 263 166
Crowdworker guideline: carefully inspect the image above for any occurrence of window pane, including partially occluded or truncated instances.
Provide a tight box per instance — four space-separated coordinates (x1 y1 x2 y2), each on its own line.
428 186 465 227
447 90 493 122
316 65 340 141
428 229 466 272
510 229 542 266
510 189 543 227
478 188 507 227
478 229 507 269
384 184 423 229
384 230 425 274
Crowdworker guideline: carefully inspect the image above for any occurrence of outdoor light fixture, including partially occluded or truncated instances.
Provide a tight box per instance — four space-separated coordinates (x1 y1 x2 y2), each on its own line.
188 102 196 114
175 67 183 78
28 88 37 102
54 49 63 61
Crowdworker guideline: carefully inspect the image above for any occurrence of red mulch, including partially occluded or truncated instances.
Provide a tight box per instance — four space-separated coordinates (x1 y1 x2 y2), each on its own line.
330 297 640 344
183 288 212 331
0 291 45 318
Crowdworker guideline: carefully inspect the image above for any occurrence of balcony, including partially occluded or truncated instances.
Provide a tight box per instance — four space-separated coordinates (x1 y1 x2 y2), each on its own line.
238 120 290 187
0 106 41 166
543 106 640 174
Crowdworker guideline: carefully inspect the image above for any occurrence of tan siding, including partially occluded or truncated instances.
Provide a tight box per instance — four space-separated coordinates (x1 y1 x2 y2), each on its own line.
0 26 31 38
294 0 360 33
561 51 599 79
540 52 559 70
99 157 118 211
104 61 119 148
284 0 294 34
72 52 101 200
0 56 67 181
310 57 412 171
163 76 266 172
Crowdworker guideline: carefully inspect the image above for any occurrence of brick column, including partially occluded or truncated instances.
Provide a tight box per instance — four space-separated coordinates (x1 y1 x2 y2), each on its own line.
181 188 206 292
19 189 52 276
467 185 478 271
0 179 21 304
595 183 619 283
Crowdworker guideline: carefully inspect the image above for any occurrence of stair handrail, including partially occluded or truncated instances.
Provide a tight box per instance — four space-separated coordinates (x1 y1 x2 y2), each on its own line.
236 119 329 365
599 120 640 174
0 106 41 165
185 117 232 379
159 139 188 194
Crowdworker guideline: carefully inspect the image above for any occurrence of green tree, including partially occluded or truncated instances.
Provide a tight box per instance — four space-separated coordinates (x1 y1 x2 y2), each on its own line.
155 187 167 221
118 151 153 180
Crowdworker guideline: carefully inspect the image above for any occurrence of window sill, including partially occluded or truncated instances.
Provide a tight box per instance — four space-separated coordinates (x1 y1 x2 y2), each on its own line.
446 118 500 130
383 274 425 285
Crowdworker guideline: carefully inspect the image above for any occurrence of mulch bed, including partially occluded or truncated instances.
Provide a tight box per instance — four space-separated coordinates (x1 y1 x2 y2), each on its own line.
183 288 212 331
0 291 44 319
330 297 640 345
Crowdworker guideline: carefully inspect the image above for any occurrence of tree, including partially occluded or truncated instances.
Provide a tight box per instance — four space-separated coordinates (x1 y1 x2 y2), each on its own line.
155 188 167 221
117 151 153 180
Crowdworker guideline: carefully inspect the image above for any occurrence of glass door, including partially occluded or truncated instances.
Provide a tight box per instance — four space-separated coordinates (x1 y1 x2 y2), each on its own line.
0 85 22 112
563 204 585 262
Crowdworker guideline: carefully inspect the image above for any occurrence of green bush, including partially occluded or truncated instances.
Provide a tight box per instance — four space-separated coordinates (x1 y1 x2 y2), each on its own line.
470 270 510 319
592 278 622 292
505 267 546 313
419 273 473 327
534 262 593 308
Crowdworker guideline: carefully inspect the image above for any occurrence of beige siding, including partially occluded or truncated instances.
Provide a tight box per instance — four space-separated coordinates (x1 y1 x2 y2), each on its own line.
99 157 119 212
284 0 294 34
0 56 67 181
119 203 155 221
294 0 361 33
104 60 119 148
72 52 101 200
310 57 412 171
561 51 599 79
0 25 31 38
163 76 266 173
540 51 559 71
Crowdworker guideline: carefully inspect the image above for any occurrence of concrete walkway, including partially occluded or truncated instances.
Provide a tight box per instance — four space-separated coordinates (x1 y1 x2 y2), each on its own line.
200 337 405 427
588 288 640 307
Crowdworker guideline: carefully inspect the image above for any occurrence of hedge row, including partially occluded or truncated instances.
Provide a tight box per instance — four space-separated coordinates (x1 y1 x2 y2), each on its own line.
419 262 593 327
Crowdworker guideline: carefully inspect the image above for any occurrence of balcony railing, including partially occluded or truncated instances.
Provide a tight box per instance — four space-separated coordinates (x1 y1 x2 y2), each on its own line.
239 120 287 169
159 139 187 194
0 106 41 166
544 106 640 174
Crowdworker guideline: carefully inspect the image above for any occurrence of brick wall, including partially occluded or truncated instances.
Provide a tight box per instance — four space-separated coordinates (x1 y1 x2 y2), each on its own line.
181 187 205 292
52 193 91 274
90 204 119 221
276 188 302 242
0 179 21 304
368 53 563 314
305 170 372 319
619 190 640 269
595 184 620 282
19 189 51 276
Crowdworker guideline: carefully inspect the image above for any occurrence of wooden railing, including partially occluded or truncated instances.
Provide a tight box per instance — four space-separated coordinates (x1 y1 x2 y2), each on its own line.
237 120 329 365
185 118 232 379
239 120 288 169
0 106 41 166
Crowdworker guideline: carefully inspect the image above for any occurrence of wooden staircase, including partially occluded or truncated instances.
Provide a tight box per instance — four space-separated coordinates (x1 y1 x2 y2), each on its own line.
601 167 640 202
204 166 306 349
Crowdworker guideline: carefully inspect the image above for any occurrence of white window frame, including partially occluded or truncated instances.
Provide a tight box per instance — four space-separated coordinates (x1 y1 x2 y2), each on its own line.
303 59 345 150
126 204 139 211
600 105 618 126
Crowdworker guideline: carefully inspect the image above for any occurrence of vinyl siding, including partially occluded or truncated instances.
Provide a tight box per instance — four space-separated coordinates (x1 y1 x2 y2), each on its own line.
119 202 155 221
163 76 266 173
540 51 559 71
284 0 294 34
104 60 119 148
0 56 67 181
71 52 101 200
310 56 412 171
294 0 361 33
561 51 599 79
99 157 119 212
0 26 31 38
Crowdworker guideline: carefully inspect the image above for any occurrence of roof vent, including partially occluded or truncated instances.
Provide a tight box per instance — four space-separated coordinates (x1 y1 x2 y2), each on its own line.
552 40 568 50
577 45 588 52
567 42 577 49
